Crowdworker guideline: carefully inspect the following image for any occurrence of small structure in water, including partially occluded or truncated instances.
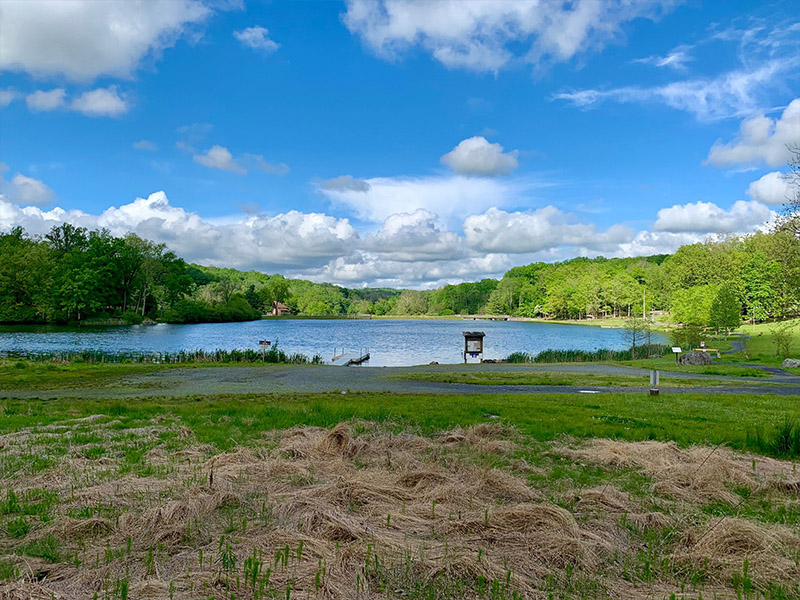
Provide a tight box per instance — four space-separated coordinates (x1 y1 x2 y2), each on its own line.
463 331 485 363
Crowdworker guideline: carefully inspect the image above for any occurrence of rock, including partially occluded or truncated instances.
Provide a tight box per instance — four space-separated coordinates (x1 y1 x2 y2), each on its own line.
679 351 714 366
781 358 800 368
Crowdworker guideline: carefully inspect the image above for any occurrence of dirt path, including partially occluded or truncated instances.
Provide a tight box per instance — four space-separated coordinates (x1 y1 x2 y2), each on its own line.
3 362 800 399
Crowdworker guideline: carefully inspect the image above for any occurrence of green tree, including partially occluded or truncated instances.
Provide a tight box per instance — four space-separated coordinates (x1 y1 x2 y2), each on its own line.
709 282 741 335
670 284 719 326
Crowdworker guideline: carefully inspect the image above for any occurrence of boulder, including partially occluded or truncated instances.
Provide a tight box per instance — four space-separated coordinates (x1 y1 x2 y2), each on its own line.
679 351 714 366
781 358 800 368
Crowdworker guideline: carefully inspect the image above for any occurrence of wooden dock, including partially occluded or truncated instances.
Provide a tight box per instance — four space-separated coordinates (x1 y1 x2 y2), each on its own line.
330 348 370 366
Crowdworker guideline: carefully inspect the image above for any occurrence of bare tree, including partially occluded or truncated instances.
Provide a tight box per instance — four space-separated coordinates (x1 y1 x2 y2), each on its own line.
621 315 650 360
775 144 800 237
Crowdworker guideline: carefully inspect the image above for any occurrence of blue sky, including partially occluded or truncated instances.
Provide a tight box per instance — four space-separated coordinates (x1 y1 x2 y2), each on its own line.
1 0 799 288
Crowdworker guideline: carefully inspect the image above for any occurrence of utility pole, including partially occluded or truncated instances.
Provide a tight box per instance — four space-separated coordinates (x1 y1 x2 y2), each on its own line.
642 287 646 319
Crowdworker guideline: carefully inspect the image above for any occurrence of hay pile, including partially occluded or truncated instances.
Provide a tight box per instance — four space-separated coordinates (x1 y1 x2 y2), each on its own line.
1 419 799 599
561 438 800 589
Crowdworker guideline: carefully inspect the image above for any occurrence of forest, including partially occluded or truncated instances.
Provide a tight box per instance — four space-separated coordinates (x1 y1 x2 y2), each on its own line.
1 221 799 328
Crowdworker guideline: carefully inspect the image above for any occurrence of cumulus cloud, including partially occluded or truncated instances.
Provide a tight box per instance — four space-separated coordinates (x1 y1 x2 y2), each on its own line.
318 174 541 223
70 86 129 117
0 172 55 207
193 145 246 174
363 210 465 261
463 207 634 254
25 88 66 112
440 136 518 176
747 171 794 205
617 230 716 257
0 0 211 81
16 87 129 117
133 140 158 152
654 200 775 233
0 190 784 288
705 99 800 167
234 26 280 54
0 191 359 271
343 0 676 73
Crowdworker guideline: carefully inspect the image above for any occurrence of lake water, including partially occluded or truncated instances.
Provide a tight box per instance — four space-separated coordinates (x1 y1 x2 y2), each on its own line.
0 319 667 367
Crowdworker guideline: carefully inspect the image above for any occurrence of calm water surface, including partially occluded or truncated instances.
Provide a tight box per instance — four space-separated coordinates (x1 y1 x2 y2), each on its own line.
0 319 666 367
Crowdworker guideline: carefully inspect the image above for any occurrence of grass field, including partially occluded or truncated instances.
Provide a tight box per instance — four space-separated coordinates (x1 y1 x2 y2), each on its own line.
1 391 800 599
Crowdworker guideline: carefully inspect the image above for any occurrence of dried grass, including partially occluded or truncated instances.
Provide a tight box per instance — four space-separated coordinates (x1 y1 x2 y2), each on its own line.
2 420 800 599
561 439 758 503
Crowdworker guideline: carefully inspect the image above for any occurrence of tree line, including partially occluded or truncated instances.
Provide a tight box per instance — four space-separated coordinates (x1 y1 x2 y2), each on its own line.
1 222 798 326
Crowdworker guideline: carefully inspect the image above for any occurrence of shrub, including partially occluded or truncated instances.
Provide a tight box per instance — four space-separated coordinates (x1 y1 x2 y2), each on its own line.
122 310 144 325
770 322 795 359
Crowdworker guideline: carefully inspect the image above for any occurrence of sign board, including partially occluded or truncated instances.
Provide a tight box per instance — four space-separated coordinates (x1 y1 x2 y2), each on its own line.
462 331 485 363
466 339 482 353
672 347 681 353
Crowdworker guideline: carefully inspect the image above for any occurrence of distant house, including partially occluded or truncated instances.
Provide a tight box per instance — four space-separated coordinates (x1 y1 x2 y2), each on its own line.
271 301 291 316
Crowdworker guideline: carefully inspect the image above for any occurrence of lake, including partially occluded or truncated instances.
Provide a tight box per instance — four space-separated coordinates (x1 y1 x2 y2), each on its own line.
0 319 667 367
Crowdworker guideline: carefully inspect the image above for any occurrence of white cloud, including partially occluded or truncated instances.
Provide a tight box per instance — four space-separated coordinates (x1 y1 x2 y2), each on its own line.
463 206 634 254
192 145 289 176
0 88 18 107
556 21 800 122
0 190 784 288
555 60 796 122
343 0 676 73
747 171 794 206
617 230 715 257
319 175 371 192
242 154 290 175
0 0 211 81
70 86 129 117
133 140 159 152
653 200 775 233
0 173 55 207
0 192 359 271
705 99 800 167
440 136 518 176
633 47 693 71
25 88 66 112
364 210 465 261
193 145 246 174
318 174 540 223
234 26 280 54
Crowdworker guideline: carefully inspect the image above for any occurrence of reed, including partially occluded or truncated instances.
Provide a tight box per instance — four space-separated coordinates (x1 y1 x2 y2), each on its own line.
0 343 323 366
508 343 669 363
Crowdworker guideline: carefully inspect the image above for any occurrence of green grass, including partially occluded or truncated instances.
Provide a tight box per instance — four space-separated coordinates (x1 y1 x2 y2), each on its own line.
617 355 771 377
17 534 62 562
727 319 800 366
1 390 799 457
391 370 761 387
